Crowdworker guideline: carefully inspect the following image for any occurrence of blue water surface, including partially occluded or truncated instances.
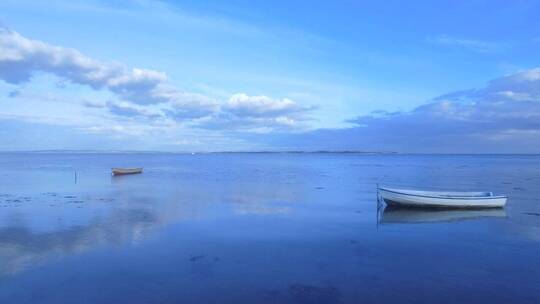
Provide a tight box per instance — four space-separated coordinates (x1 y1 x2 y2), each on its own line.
0 153 539 303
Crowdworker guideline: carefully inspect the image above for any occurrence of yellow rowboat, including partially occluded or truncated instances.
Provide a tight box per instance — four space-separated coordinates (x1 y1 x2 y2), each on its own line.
112 168 143 176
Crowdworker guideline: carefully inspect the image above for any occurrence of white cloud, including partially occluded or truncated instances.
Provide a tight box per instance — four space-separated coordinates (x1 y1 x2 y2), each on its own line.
0 27 213 117
224 93 312 117
82 99 106 108
487 68 540 96
81 124 155 137
106 100 163 119
163 90 218 119
197 93 313 131
0 28 164 92
428 35 501 53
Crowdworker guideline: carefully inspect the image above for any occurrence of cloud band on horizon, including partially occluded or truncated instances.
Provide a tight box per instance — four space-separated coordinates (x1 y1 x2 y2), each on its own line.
267 68 540 153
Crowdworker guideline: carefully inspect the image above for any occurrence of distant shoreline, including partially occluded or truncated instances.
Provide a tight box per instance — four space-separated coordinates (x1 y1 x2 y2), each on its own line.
0 150 397 154
0 150 539 155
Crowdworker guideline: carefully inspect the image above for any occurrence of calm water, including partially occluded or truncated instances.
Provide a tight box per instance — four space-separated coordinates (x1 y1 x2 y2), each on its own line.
0 153 539 303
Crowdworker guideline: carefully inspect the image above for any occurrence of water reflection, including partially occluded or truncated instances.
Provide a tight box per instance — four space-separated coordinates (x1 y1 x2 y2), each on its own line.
379 205 507 224
0 207 159 276
0 176 299 277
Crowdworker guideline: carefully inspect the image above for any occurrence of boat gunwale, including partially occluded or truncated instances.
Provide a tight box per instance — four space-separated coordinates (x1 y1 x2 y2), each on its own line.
111 168 143 171
378 187 508 200
382 199 504 209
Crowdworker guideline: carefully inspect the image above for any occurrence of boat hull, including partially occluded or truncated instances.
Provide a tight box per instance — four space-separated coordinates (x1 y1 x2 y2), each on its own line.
379 187 506 209
112 168 143 176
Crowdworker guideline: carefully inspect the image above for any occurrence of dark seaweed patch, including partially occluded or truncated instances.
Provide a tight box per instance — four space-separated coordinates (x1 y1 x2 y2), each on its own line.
189 255 206 262
288 284 342 304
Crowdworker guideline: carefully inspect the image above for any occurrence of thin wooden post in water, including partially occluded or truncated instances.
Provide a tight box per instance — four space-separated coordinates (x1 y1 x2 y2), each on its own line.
376 183 380 206
376 183 380 230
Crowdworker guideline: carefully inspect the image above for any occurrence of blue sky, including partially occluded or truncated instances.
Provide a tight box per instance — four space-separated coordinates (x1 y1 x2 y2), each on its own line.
1 0 540 152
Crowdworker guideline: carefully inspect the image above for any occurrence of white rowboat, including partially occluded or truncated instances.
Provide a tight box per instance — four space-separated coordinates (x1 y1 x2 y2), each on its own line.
378 187 507 209
112 168 143 176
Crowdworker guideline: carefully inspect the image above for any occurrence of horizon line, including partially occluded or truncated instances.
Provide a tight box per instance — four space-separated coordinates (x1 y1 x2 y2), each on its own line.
0 150 539 155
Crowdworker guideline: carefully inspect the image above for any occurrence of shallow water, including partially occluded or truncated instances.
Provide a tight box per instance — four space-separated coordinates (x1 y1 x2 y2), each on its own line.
0 153 539 303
